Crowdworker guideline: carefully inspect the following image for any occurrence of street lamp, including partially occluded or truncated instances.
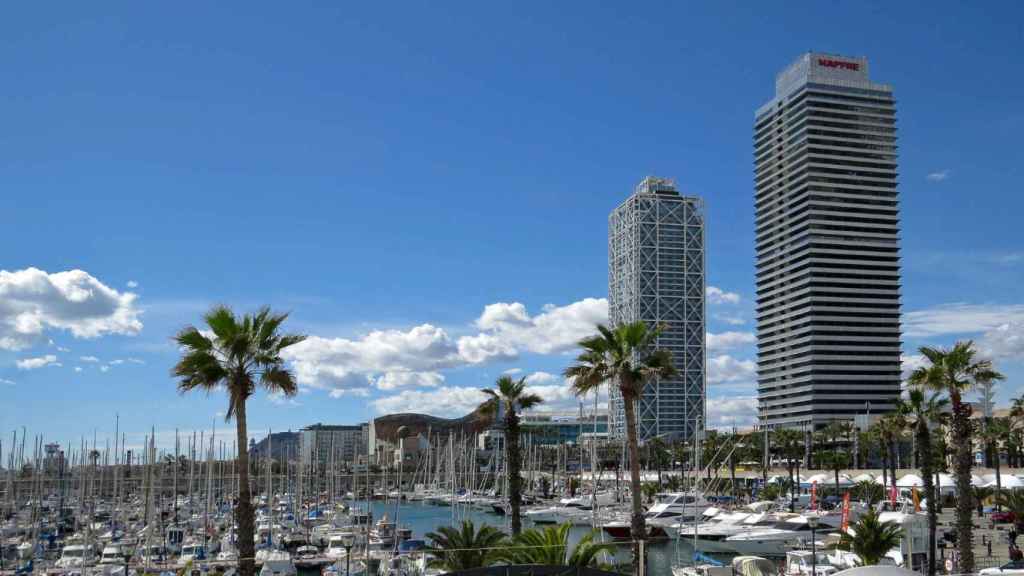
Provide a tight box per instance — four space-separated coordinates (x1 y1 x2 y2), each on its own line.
341 533 355 576
807 513 819 576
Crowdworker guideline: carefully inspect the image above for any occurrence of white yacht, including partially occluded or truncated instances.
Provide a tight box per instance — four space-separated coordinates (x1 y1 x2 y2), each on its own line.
645 492 714 527
258 549 296 576
724 514 842 557
99 543 127 565
56 543 97 568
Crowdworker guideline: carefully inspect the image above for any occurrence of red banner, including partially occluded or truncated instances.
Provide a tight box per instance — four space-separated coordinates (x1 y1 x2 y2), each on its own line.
912 487 920 512
890 483 898 506
810 481 817 510
841 492 851 532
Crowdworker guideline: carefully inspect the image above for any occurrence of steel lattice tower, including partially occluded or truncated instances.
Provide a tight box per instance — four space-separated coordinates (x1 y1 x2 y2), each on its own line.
608 176 706 442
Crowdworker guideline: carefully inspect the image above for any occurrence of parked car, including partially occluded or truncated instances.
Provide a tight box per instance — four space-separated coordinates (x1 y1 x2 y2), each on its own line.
993 511 1017 523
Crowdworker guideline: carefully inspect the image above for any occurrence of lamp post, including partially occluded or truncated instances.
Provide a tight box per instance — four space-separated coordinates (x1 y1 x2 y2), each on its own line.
341 533 355 576
807 513 819 576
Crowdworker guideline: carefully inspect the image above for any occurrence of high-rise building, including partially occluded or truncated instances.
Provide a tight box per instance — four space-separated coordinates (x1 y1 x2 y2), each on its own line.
608 176 706 441
299 423 368 467
754 53 901 429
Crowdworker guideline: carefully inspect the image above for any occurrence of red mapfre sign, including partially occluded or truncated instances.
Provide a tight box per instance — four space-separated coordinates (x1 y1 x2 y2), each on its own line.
818 58 859 71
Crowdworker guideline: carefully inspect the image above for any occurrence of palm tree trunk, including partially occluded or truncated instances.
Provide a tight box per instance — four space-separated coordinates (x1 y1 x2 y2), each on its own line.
951 392 975 574
235 400 255 576
918 421 937 576
995 445 1003 512
507 413 523 536
622 393 645 575
888 435 897 498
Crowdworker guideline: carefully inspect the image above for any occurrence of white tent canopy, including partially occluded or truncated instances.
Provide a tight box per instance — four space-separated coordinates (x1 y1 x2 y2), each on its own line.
851 473 875 483
988 475 1024 489
896 474 924 488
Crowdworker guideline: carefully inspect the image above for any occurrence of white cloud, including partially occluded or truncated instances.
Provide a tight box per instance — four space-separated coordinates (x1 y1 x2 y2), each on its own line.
126 280 139 289
706 396 758 429
79 355 100 363
74 367 83 373
268 392 302 407
708 355 756 385
0 378 14 385
901 354 928 381
714 314 746 326
707 286 741 305
375 371 445 390
502 368 523 375
979 321 1024 362
707 331 756 351
57 346 70 352
524 371 558 385
903 303 1024 338
285 298 608 396
372 386 488 417
329 388 372 398
464 298 609 359
108 359 123 365
16 354 59 370
283 324 463 394
0 267 143 350
99 365 110 373
926 170 950 182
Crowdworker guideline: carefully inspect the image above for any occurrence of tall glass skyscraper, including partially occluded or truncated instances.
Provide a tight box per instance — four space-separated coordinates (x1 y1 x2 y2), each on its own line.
754 53 901 429
608 176 706 441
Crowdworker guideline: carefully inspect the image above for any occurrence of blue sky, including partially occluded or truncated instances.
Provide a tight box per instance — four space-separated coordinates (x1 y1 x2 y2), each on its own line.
2 2 1023 450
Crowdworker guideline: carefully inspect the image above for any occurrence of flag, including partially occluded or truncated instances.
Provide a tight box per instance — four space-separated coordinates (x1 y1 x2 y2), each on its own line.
912 486 921 512
841 492 851 532
810 481 817 510
890 483 898 506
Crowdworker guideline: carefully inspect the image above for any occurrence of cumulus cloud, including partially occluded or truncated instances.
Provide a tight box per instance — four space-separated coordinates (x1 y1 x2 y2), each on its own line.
375 371 445 390
0 268 143 350
372 386 488 417
706 396 758 429
926 170 950 182
16 355 60 370
707 286 741 305
285 298 608 397
707 331 755 351
708 355 756 385
465 298 609 358
979 321 1024 361
126 280 139 289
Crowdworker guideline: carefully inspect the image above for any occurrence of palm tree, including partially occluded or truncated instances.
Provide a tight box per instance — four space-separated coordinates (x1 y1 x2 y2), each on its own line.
426 520 506 572
479 375 543 536
901 388 948 576
979 418 1010 509
772 428 803 512
172 306 304 576
875 412 905 499
854 479 883 506
909 341 1005 574
839 508 904 566
564 321 676 572
497 523 615 567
